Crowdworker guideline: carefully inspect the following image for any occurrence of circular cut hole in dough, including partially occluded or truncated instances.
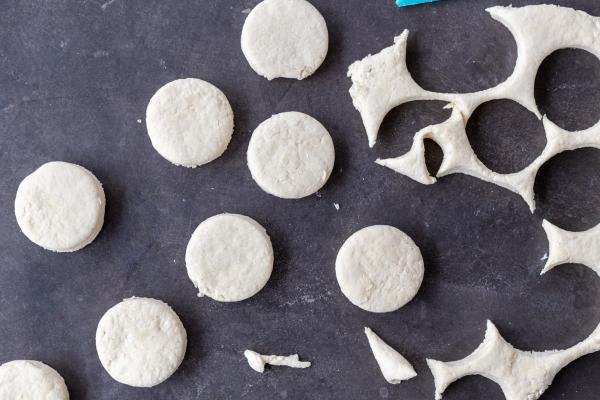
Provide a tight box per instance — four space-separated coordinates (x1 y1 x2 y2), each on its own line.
14 161 106 252
146 78 234 167
95 297 187 387
336 225 424 313
185 213 274 302
0 360 69 400
241 0 328 80
247 111 335 199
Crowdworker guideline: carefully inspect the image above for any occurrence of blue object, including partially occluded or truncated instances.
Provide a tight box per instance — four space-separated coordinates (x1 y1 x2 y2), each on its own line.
396 0 439 7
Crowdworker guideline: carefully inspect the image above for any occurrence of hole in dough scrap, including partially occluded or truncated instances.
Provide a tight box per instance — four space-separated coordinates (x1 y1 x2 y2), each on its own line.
146 78 234 167
95 297 187 388
185 213 274 302
247 111 335 199
241 0 328 80
335 225 424 313
14 161 105 252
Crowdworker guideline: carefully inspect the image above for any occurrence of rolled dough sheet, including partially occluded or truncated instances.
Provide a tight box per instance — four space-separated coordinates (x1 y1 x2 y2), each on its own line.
347 5 600 211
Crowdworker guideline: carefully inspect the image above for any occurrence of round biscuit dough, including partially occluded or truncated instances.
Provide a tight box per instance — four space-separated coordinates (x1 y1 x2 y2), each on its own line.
247 112 335 199
185 213 274 302
14 161 105 252
95 297 187 387
241 0 328 80
146 78 234 167
335 225 424 313
0 360 69 400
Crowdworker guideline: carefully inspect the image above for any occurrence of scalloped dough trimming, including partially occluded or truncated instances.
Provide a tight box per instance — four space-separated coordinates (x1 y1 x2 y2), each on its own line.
347 4 600 211
15 161 105 252
95 297 187 387
247 112 335 199
241 0 328 80
0 360 69 400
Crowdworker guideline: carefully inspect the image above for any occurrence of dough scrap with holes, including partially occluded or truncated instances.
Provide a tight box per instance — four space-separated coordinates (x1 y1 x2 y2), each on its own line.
348 4 600 211
427 320 600 400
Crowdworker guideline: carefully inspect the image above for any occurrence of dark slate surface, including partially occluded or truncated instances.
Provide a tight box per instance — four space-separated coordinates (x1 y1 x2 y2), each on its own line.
1 0 600 399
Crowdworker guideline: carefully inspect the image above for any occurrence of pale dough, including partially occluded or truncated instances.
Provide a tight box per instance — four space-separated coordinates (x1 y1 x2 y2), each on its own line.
541 220 600 274
14 161 105 252
185 213 274 302
146 78 234 167
0 360 69 400
365 327 416 384
95 297 187 387
335 225 424 313
348 5 600 211
427 320 600 400
244 350 311 373
247 111 335 199
241 0 328 80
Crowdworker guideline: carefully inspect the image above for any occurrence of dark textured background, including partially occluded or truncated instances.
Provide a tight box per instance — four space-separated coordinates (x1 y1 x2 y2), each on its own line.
1 0 600 399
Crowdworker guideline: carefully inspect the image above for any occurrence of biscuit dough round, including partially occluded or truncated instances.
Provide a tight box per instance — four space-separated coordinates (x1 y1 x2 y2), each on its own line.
14 161 105 252
95 297 187 387
0 360 69 400
336 225 424 313
247 112 335 199
146 78 234 167
185 213 274 302
241 0 328 80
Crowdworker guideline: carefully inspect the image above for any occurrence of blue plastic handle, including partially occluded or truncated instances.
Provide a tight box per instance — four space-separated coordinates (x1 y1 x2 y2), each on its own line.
396 0 439 7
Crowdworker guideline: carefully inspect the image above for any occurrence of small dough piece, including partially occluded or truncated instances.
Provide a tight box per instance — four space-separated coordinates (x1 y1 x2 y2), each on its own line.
427 320 600 400
336 225 424 313
0 360 69 400
247 112 335 199
95 297 187 387
146 78 234 167
244 350 311 373
14 161 105 252
365 327 417 384
541 220 600 274
185 213 274 302
241 0 328 80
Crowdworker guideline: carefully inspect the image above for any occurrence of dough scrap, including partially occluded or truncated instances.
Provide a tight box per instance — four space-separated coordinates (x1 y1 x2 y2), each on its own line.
241 0 328 80
247 111 335 199
14 161 105 252
243 350 311 373
335 225 424 313
541 220 600 274
348 5 600 211
95 297 187 387
0 360 69 400
365 327 417 384
427 320 600 400
185 213 274 302
146 78 234 167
